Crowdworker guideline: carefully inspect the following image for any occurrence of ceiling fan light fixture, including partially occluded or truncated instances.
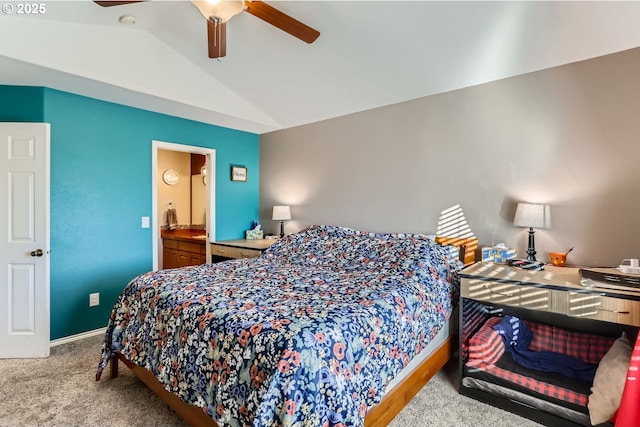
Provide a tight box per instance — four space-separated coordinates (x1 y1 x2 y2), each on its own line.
192 0 244 23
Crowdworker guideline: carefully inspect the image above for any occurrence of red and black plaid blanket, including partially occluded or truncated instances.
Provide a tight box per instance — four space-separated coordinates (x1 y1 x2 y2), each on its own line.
465 316 615 410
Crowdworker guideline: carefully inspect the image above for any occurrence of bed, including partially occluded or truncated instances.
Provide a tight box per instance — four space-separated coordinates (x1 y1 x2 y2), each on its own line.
96 225 474 426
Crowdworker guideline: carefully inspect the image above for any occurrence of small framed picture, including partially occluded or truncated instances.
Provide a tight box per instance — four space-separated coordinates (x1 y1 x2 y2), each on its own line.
230 165 247 182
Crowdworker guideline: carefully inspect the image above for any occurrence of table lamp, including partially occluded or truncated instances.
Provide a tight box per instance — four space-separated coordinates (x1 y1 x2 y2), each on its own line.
272 205 291 238
513 202 551 262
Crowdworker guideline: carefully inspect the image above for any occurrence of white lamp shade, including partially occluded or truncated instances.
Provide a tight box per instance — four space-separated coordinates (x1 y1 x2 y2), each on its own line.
191 0 244 23
272 205 291 221
513 203 551 229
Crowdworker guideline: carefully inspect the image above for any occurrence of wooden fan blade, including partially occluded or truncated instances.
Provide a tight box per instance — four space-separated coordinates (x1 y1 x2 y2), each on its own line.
94 1 145 7
207 20 227 59
244 1 320 44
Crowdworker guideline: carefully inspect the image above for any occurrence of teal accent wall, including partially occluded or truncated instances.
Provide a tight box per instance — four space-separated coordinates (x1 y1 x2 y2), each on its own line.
0 85 44 121
0 85 260 340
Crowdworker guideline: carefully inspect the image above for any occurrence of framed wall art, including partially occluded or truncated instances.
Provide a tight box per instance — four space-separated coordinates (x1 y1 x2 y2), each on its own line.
230 165 247 182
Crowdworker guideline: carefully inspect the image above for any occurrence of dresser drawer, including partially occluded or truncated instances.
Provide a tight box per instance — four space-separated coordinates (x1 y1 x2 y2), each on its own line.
211 244 262 259
560 291 640 327
462 279 551 311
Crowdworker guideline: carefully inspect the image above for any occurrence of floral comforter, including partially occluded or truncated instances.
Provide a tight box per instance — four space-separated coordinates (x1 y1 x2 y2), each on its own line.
96 225 461 427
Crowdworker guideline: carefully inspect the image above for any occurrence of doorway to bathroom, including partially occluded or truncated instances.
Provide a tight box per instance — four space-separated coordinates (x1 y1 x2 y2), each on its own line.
152 140 216 271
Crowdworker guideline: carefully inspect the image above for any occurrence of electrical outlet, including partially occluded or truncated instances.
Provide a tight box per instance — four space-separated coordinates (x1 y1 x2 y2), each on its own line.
89 292 100 307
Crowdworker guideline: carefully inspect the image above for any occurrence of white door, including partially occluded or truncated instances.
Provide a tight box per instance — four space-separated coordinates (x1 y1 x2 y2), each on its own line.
0 122 50 358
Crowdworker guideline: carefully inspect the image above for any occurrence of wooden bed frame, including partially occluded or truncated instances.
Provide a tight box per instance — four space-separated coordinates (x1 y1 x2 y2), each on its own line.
106 236 477 426
110 337 453 427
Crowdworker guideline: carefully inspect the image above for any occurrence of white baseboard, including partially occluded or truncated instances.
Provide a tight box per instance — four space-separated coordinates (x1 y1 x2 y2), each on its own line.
50 327 107 347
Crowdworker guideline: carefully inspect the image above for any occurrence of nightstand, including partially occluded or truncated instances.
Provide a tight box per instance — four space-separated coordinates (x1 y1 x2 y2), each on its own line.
210 239 276 262
457 262 640 427
460 262 640 327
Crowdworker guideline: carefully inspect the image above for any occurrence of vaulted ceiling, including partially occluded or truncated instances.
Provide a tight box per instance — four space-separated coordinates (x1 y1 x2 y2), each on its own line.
1 1 640 134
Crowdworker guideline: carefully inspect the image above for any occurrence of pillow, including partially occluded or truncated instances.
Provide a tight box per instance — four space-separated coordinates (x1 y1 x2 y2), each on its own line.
267 225 449 273
466 317 505 367
588 331 633 425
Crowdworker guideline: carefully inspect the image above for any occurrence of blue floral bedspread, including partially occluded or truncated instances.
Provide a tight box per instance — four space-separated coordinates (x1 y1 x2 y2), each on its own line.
96 225 461 427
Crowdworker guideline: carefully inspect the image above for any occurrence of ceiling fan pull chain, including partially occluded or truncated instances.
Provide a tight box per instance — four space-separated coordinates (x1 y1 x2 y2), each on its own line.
215 20 220 58
208 17 224 61
216 21 223 61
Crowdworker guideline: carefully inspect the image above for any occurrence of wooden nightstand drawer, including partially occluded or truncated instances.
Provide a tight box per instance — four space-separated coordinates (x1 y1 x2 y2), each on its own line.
462 279 551 311
561 291 640 327
211 244 262 259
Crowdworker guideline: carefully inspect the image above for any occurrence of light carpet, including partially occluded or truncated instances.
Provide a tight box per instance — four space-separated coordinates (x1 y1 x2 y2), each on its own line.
0 335 541 427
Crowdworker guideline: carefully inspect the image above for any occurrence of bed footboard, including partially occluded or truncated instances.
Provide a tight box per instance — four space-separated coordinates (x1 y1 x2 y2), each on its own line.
118 353 219 427
113 336 452 427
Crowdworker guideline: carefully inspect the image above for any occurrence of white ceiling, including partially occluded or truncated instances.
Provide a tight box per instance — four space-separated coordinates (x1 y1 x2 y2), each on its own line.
1 1 640 134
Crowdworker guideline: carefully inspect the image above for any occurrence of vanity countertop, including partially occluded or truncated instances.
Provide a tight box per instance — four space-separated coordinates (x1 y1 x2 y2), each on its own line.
161 229 207 244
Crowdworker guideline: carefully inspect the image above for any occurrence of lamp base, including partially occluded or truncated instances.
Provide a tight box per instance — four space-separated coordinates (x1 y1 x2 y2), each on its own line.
525 226 537 261
508 259 545 271
279 221 285 239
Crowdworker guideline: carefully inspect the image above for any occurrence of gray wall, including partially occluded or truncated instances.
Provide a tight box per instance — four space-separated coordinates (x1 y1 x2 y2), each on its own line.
259 47 640 268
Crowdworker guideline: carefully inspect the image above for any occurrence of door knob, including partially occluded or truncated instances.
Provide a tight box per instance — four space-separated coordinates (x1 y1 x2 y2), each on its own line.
30 249 43 257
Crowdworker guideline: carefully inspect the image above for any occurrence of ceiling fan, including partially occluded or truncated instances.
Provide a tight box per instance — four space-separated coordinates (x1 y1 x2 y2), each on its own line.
94 0 320 59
